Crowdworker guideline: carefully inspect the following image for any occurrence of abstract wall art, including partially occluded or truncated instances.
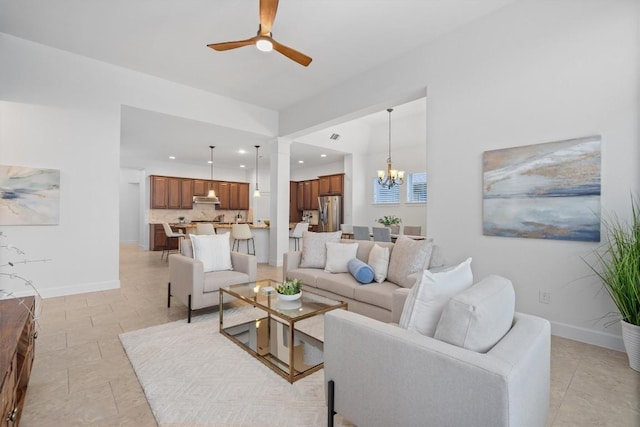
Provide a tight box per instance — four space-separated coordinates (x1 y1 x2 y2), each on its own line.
0 165 60 225
483 136 601 242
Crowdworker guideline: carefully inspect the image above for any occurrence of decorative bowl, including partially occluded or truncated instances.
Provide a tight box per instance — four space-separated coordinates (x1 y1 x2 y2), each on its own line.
263 219 270 227
277 292 301 301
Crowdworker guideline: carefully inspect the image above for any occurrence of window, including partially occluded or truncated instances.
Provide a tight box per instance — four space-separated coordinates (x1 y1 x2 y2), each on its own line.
406 172 427 203
373 178 400 204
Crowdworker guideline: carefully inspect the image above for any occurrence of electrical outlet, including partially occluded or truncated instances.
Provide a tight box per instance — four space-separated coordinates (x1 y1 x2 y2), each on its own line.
539 291 551 304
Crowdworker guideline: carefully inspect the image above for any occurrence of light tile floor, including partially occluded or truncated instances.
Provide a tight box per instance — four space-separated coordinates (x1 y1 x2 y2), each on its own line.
19 244 640 426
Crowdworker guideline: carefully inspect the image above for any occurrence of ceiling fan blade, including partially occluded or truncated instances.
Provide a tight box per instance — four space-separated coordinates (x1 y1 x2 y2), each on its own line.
272 39 312 66
259 0 279 35
207 37 259 51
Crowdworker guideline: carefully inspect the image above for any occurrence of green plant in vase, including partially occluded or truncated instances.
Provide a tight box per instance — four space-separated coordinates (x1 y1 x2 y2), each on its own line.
277 279 302 295
377 215 401 226
586 195 640 371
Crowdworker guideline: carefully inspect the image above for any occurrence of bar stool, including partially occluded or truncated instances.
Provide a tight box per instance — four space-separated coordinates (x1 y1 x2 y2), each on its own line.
195 223 216 235
231 223 255 255
289 222 309 251
161 223 186 261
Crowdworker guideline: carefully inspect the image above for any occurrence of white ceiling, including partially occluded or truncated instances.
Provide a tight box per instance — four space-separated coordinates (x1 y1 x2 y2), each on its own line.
0 0 515 171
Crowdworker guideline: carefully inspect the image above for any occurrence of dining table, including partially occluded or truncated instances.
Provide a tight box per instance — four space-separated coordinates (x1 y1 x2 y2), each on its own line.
341 232 425 242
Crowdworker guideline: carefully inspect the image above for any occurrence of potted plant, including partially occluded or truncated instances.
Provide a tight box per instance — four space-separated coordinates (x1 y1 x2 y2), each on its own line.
588 196 640 371
178 216 185 223
377 215 401 227
276 279 302 301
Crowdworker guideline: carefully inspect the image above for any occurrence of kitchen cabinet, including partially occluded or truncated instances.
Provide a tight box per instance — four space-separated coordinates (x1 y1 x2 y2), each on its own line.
1 296 35 427
298 179 319 210
237 183 250 210
218 182 230 210
289 181 301 222
150 224 179 251
180 179 193 209
150 175 192 209
151 176 169 209
193 179 208 196
319 173 344 196
296 181 304 211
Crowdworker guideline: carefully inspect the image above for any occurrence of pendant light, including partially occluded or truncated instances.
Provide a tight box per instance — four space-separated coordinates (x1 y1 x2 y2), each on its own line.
253 145 261 198
207 145 217 198
377 108 405 189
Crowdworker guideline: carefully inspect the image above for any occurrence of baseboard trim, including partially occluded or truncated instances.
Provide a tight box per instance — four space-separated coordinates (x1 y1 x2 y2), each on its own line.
35 280 121 298
550 320 625 352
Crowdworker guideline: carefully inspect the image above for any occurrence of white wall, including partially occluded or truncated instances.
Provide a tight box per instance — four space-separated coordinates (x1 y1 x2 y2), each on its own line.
280 0 640 350
0 33 277 297
119 168 143 244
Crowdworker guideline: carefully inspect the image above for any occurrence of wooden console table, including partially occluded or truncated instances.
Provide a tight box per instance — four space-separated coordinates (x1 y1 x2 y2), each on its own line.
0 296 36 426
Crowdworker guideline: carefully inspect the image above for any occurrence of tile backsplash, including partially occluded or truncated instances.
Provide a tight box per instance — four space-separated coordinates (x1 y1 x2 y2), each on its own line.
149 205 249 224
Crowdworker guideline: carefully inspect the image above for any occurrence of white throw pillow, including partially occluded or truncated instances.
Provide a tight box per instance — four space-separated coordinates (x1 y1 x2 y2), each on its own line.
299 231 342 268
325 242 359 273
434 275 515 353
368 244 390 283
190 234 233 273
399 257 473 337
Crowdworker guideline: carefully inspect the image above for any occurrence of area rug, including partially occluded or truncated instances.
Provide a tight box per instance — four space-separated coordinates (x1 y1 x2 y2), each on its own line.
119 309 352 427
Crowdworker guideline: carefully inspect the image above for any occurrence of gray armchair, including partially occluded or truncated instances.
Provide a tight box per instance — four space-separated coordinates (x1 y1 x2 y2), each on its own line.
325 305 550 426
168 250 256 322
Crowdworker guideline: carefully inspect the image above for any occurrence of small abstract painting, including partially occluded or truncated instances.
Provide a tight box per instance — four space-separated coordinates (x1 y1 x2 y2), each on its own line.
0 165 60 225
483 136 601 242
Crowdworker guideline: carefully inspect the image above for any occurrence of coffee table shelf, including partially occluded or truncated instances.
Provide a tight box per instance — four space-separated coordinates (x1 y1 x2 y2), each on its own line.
219 279 347 383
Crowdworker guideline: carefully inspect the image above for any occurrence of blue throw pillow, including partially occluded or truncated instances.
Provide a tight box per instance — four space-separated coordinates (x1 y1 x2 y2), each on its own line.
347 258 374 284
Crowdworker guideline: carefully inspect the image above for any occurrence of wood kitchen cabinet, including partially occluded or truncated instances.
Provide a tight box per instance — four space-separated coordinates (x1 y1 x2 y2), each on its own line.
218 182 230 210
229 182 239 209
296 181 304 211
310 179 319 209
193 179 208 196
150 175 192 209
298 179 319 210
1 296 35 427
180 179 193 209
289 181 301 222
319 173 344 196
150 175 169 209
150 224 179 251
237 183 250 210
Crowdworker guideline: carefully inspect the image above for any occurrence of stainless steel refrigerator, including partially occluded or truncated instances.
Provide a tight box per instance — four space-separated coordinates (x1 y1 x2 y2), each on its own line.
318 195 342 232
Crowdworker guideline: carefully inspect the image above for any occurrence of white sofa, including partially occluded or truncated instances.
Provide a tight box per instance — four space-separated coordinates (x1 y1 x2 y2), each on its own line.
284 238 443 323
324 275 551 427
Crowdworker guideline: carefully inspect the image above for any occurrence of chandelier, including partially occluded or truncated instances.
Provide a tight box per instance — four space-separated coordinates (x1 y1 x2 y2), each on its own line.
377 108 404 189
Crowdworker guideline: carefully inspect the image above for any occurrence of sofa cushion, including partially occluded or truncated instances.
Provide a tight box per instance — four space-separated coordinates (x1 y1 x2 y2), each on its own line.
347 258 374 284
203 271 250 293
317 273 360 300
300 231 342 268
368 244 391 283
353 281 400 311
325 242 359 273
399 257 473 337
190 234 232 273
286 268 324 288
434 275 515 353
387 236 433 288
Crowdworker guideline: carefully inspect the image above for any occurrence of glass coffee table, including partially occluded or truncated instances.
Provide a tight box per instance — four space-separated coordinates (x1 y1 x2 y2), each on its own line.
219 279 347 383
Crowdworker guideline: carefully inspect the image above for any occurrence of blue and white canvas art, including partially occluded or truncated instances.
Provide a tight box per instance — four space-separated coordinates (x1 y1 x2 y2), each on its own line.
0 165 60 225
483 136 601 242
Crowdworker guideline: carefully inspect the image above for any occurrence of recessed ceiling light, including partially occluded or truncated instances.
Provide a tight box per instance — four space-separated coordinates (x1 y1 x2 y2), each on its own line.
238 149 246 154
169 156 176 160
208 160 213 164
320 154 327 158
298 160 304 164
240 165 245 168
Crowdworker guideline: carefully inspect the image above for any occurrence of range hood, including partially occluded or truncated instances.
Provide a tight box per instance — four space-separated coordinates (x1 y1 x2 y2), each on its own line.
193 193 220 205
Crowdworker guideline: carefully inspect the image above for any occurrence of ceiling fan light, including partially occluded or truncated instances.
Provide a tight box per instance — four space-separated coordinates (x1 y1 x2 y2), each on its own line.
256 38 273 52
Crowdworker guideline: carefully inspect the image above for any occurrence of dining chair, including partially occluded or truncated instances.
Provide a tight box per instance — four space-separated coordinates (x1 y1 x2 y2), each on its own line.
389 225 400 234
353 226 371 241
231 223 255 255
403 225 422 236
340 224 354 234
289 222 309 251
195 223 216 235
161 223 186 261
372 227 392 242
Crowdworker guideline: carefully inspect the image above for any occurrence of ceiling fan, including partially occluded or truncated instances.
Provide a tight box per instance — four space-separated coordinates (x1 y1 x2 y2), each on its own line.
207 0 312 67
